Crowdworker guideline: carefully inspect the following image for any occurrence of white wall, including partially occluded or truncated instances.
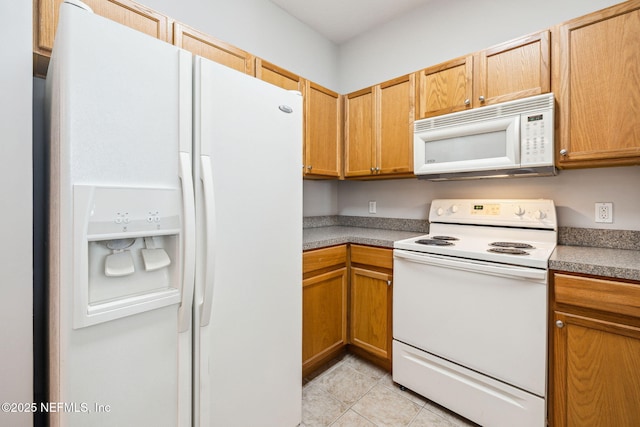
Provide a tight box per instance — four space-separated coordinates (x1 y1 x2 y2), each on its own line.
141 0 339 90
338 0 621 93
1 1 33 426
337 167 640 230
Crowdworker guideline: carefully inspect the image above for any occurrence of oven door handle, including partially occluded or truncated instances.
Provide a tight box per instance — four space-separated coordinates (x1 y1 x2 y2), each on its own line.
394 249 547 282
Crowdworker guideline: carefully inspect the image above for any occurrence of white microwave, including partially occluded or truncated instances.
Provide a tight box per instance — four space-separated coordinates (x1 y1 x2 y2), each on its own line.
413 93 556 180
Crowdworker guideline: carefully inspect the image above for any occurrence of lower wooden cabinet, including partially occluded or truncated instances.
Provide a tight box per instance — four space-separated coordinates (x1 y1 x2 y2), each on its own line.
550 272 640 427
349 245 393 370
302 246 348 376
302 244 393 376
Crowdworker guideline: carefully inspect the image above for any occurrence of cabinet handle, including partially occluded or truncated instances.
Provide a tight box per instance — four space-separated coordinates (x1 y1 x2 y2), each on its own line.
464 99 470 106
478 95 485 102
555 320 564 328
559 149 568 156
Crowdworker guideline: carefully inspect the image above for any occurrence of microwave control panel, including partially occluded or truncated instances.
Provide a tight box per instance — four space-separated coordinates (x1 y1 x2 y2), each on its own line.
520 110 553 166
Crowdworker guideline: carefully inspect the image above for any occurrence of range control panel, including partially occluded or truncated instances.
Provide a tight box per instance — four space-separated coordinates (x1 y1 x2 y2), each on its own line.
429 199 557 230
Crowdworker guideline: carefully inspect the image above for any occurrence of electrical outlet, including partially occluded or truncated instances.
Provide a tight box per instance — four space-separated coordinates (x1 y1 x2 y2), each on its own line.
595 202 613 223
368 201 376 214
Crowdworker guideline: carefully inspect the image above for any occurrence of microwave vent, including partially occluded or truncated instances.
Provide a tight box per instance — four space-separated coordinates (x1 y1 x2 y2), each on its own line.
414 93 554 132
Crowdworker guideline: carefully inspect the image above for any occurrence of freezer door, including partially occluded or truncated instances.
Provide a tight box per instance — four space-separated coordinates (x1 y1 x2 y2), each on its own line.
47 4 194 427
193 57 302 427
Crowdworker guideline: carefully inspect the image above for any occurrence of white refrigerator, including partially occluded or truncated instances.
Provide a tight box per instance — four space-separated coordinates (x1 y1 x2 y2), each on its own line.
46 2 302 426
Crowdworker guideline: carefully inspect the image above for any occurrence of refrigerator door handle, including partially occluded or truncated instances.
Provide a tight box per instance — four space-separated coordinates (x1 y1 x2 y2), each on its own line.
199 155 216 327
178 152 196 332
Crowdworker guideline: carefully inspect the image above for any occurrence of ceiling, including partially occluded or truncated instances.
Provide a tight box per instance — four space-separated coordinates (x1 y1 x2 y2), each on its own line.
268 0 434 44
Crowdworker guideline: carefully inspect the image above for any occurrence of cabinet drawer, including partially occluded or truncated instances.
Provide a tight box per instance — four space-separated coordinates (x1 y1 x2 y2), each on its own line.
350 245 393 270
554 273 640 318
303 245 347 274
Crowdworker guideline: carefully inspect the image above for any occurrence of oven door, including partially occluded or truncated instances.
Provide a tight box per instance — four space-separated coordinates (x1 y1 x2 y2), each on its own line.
393 249 547 396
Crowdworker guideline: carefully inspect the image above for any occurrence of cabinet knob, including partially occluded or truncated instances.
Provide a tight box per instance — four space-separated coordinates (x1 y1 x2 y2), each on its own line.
387 280 392 286
307 165 312 170
375 167 380 172
559 149 568 156
464 99 471 106
479 95 485 102
370 167 375 172
555 320 565 328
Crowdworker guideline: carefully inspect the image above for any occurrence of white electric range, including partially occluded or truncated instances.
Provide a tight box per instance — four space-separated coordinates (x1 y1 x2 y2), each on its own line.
393 199 557 427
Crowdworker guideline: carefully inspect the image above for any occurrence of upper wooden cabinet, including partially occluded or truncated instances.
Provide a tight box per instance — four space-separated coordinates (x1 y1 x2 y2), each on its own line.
33 0 172 77
416 30 550 119
416 55 473 119
173 22 254 75
303 81 342 178
553 0 640 168
345 74 415 178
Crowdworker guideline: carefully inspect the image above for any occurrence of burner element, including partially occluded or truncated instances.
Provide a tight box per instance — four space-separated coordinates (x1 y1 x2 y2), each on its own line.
489 242 535 249
432 236 459 241
415 239 454 246
487 248 530 255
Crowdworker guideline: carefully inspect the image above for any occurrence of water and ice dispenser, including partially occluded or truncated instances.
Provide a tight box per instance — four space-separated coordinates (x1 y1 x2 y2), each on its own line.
73 185 184 328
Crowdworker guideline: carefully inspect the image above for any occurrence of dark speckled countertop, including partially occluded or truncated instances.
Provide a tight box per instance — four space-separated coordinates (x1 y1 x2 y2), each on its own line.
303 226 423 250
304 217 640 282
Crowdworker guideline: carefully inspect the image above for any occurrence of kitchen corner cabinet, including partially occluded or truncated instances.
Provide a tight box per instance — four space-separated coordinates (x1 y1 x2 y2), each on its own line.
550 272 640 427
348 245 393 370
303 82 343 178
553 1 640 168
33 0 172 77
344 74 415 178
173 22 254 75
302 245 348 376
416 30 550 119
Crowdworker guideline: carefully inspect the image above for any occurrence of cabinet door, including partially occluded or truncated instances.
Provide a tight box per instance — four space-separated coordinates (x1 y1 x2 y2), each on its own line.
475 30 550 108
377 74 415 175
304 82 342 178
255 59 304 92
173 22 254 75
34 0 171 77
554 1 640 168
417 55 473 119
349 267 392 361
302 268 348 373
344 87 375 177
552 311 640 427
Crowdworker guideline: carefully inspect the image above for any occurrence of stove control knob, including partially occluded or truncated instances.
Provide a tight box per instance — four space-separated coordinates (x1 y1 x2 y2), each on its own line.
450 204 459 213
514 206 526 217
436 207 444 216
534 210 546 220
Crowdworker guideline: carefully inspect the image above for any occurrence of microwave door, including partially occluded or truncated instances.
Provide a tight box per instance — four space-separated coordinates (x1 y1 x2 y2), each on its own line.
414 116 520 175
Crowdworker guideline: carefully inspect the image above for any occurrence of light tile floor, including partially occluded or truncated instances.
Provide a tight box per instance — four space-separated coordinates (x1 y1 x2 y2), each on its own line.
301 353 480 427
